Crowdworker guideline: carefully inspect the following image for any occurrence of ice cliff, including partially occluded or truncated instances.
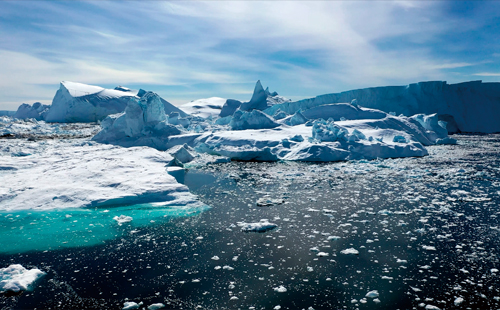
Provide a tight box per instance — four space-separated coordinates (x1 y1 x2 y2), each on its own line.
264 80 500 133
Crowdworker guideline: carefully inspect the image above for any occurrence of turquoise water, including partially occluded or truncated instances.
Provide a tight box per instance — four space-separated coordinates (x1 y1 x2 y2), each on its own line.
0 203 208 254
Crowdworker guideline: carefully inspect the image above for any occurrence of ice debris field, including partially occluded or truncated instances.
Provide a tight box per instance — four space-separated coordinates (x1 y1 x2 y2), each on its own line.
1 79 500 309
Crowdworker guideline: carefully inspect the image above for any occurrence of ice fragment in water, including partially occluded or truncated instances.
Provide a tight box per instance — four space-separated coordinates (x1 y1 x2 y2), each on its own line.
365 290 379 298
273 285 287 293
340 248 359 255
239 220 277 233
0 264 45 293
114 215 133 225
147 303 165 310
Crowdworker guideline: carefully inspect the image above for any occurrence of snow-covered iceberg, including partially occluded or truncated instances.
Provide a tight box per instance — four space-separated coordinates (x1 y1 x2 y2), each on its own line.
179 97 226 118
264 80 500 133
43 81 187 123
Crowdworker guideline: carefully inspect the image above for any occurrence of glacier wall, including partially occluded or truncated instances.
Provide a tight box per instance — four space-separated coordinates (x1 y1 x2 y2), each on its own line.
264 81 500 133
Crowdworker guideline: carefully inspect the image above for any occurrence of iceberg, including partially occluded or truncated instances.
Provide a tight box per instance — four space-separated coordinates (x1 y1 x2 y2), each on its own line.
13 102 50 120
43 81 187 123
92 91 181 149
229 109 280 130
219 99 243 118
179 97 226 118
264 80 500 133
218 80 290 118
281 109 308 126
239 80 290 112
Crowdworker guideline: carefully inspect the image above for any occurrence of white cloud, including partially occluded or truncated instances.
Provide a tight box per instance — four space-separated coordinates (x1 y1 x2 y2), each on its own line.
472 72 500 77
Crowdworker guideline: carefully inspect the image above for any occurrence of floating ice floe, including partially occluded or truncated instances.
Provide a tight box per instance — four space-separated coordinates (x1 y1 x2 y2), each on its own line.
147 303 165 310
122 301 143 310
365 290 379 298
0 264 45 293
238 220 278 233
273 285 287 293
340 248 359 255
114 215 133 225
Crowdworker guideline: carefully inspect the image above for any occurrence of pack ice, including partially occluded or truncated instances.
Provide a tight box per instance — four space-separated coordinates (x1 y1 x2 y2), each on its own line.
93 80 457 162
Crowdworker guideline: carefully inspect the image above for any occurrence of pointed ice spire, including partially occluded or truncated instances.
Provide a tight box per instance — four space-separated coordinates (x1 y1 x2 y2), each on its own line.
240 80 268 111
249 80 266 103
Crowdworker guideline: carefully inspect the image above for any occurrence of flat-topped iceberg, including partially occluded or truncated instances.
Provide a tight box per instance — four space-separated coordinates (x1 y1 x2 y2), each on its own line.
264 80 500 133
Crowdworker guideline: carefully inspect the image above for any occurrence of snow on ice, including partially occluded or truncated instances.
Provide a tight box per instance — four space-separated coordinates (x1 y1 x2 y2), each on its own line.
0 264 45 293
0 139 203 211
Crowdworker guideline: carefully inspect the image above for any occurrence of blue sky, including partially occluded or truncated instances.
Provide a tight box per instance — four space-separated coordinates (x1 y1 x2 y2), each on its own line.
1 0 500 110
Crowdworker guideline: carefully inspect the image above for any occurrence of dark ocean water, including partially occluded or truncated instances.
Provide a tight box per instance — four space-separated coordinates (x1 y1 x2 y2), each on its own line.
1 135 500 310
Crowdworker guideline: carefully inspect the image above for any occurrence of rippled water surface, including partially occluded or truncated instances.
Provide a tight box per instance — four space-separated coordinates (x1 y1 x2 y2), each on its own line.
1 134 500 310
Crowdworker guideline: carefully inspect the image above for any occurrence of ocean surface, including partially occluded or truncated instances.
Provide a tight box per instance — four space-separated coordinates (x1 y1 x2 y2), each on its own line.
1 134 500 310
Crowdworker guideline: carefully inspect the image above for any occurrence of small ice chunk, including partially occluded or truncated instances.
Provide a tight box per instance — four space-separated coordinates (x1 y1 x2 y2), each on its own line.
340 248 359 255
256 196 284 207
211 256 220 261
454 297 464 306
424 305 441 310
113 215 133 225
148 303 165 310
239 220 277 233
327 236 341 241
273 285 287 293
365 290 379 298
316 252 329 257
422 245 436 251
0 264 45 293
123 302 141 310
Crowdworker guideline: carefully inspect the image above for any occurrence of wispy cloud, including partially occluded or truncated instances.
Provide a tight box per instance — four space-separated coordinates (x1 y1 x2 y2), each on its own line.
473 72 500 77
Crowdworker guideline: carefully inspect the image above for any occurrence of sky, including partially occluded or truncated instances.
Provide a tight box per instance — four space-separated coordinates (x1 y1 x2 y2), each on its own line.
1 0 500 110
